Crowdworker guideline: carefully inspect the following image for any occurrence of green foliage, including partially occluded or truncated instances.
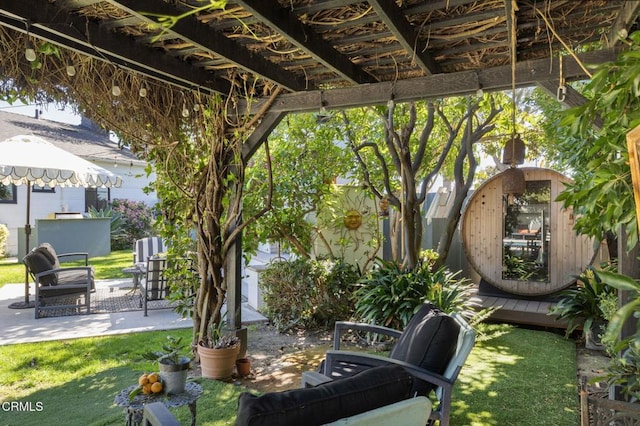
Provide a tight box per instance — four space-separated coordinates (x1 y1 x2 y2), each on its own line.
549 265 618 337
596 269 640 348
353 258 475 330
244 112 355 257
260 257 360 332
87 204 125 244
141 335 191 365
110 199 155 250
601 339 640 402
502 248 537 281
0 223 7 258
555 32 640 250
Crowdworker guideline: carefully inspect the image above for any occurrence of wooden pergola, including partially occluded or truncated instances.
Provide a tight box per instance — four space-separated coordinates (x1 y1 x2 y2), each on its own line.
1 0 639 329
1 1 636 140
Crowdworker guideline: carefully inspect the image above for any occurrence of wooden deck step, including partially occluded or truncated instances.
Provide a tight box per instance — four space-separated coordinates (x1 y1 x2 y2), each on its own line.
473 293 567 329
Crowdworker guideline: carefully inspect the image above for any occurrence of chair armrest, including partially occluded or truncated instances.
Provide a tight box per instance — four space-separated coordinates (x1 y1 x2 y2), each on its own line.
57 252 89 265
34 266 93 288
142 402 180 426
324 350 453 390
301 371 333 388
333 321 402 350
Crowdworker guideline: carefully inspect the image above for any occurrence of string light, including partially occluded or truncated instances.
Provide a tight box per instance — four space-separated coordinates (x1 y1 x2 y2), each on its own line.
111 84 121 97
66 65 76 76
24 22 36 62
139 86 147 97
182 102 189 117
25 46 36 62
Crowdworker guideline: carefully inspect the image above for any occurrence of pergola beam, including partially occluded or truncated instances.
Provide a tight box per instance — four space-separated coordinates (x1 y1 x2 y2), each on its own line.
241 48 620 114
108 0 311 92
367 0 440 75
0 1 229 95
236 0 377 85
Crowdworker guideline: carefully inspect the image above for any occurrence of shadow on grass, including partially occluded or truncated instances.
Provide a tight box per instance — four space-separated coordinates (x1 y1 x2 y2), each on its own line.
450 323 578 426
3 365 249 426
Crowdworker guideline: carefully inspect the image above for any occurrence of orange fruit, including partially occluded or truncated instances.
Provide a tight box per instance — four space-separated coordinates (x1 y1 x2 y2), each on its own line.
147 373 159 384
138 374 149 386
150 382 163 394
142 383 152 394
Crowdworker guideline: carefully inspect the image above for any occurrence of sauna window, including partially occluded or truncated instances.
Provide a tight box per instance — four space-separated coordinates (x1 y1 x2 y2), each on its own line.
502 180 551 282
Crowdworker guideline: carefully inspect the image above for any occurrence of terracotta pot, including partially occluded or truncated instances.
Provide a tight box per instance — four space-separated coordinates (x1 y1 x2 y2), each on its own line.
197 344 239 381
236 357 251 377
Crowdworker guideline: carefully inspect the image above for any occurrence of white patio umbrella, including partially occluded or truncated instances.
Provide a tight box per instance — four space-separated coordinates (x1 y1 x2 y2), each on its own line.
0 134 123 309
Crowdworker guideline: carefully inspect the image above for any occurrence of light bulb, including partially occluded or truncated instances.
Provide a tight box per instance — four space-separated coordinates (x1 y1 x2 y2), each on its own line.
182 106 189 118
193 104 200 112
139 87 147 98
112 85 121 96
66 65 76 76
25 48 36 62
476 88 484 97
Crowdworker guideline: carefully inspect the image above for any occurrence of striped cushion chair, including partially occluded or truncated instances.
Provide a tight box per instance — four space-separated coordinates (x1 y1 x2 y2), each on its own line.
142 256 168 316
133 237 167 268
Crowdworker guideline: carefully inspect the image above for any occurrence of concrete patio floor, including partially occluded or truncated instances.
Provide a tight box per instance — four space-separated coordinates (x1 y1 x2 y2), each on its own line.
0 278 267 345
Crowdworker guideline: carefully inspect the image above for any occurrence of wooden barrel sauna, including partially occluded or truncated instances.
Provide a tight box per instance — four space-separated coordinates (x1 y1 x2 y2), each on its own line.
461 167 597 296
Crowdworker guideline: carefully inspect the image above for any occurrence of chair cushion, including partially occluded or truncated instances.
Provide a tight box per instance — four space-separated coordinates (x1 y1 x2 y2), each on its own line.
37 243 61 269
57 269 95 289
389 302 460 395
235 364 413 426
24 247 57 286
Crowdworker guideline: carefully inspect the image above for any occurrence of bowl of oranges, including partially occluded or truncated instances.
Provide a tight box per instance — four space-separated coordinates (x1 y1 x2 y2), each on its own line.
128 372 164 401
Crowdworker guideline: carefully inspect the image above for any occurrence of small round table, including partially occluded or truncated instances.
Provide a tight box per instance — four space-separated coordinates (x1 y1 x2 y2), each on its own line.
122 265 145 290
114 382 203 426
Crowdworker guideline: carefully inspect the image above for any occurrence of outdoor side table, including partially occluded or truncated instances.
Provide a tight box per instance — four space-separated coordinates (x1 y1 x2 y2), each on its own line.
122 265 145 290
114 382 203 426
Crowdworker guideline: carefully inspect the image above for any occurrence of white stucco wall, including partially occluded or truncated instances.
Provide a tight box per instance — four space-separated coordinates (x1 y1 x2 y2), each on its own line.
0 162 157 257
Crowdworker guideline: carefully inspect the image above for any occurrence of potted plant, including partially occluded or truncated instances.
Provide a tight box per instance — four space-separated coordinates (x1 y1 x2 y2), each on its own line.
197 322 240 381
549 266 616 350
142 335 191 394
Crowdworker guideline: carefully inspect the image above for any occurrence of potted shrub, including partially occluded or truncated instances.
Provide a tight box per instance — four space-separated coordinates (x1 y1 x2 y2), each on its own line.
549 267 616 350
197 323 240 381
142 335 191 394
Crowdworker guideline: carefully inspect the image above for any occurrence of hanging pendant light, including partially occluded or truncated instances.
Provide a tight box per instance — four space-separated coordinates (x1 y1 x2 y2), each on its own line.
502 0 526 199
502 134 525 165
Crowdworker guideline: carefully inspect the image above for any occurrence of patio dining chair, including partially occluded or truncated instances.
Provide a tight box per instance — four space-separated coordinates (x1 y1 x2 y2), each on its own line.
142 256 169 316
302 303 476 426
133 237 167 269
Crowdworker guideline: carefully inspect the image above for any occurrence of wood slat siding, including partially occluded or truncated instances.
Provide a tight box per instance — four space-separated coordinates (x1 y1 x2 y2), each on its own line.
462 168 598 296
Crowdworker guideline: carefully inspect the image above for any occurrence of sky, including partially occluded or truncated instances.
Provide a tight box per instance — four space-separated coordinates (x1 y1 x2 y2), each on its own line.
0 101 80 125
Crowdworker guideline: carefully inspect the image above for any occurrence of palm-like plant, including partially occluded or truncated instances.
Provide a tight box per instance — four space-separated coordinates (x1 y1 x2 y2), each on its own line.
549 266 616 337
353 258 475 330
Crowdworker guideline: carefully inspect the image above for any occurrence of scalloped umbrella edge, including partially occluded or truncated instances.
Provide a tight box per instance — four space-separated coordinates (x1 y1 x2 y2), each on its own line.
0 134 123 308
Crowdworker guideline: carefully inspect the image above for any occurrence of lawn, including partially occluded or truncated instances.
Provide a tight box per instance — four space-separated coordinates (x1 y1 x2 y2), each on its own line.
0 323 578 425
0 249 132 288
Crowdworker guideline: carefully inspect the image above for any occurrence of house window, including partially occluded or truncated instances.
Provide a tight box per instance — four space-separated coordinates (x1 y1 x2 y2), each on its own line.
85 187 110 212
32 185 55 193
0 183 17 204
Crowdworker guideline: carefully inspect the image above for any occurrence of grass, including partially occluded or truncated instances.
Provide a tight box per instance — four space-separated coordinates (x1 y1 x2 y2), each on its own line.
0 328 246 426
0 323 579 425
451 323 578 425
0 249 132 288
